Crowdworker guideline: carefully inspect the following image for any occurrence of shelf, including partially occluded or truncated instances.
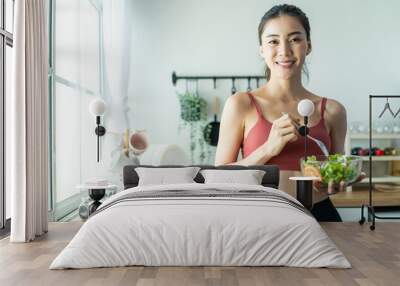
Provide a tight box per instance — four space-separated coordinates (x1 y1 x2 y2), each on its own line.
348 133 400 139
359 176 400 183
344 132 400 204
359 156 400 161
332 188 400 207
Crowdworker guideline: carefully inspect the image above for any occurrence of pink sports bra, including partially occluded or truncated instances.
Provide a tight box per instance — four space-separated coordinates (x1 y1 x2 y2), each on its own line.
242 93 332 171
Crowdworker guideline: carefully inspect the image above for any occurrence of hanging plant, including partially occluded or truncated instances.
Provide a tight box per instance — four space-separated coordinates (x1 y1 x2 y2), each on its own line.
177 91 208 163
178 92 207 122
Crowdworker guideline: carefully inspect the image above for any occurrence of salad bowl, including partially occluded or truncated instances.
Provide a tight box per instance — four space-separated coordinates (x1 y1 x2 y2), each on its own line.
300 154 363 186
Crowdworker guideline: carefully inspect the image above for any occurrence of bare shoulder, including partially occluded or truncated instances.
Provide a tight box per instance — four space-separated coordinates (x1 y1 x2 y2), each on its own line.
223 91 252 113
324 98 347 118
323 98 347 136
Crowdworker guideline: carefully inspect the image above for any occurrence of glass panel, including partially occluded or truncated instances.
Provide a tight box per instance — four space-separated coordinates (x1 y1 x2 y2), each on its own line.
52 81 82 220
0 37 3 228
52 0 100 220
5 44 12 220
48 0 54 216
54 82 81 204
55 0 99 94
0 0 2 29
6 0 14 33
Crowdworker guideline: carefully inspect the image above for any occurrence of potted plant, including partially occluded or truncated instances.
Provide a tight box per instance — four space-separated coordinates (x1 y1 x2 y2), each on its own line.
177 91 208 163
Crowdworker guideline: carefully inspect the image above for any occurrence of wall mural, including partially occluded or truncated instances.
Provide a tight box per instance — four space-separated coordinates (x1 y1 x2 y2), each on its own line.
51 0 400 220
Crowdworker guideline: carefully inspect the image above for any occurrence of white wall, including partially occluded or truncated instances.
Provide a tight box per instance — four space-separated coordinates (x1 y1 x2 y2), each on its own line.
53 0 400 206
129 0 400 144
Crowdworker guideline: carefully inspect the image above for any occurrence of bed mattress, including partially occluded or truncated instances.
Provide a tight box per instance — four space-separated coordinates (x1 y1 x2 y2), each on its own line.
50 183 350 269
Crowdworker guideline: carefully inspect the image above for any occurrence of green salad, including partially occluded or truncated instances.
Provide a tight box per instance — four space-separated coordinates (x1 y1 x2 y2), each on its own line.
303 154 358 184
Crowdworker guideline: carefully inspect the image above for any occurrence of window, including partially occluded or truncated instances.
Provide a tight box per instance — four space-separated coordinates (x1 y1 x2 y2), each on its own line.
0 0 14 234
49 0 101 221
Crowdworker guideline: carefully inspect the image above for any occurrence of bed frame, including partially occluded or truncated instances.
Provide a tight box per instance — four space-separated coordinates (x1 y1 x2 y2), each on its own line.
123 165 280 189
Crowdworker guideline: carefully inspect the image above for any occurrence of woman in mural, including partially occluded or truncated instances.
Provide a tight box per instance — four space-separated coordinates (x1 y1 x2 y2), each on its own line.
215 4 352 221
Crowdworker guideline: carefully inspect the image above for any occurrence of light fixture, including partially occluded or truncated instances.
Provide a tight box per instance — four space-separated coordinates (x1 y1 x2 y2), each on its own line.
297 99 314 136
89 98 107 162
297 99 315 157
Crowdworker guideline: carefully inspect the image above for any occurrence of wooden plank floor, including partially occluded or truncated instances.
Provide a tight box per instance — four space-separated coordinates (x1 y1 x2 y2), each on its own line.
1 222 399 286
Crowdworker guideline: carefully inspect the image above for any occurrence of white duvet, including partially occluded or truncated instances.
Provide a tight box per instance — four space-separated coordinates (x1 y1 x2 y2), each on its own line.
50 183 351 269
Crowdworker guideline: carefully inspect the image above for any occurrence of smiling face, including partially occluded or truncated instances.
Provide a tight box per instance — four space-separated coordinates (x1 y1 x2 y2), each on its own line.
259 15 311 81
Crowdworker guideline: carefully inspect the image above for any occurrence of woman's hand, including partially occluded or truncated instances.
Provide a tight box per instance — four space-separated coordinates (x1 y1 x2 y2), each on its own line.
313 172 367 195
262 113 300 157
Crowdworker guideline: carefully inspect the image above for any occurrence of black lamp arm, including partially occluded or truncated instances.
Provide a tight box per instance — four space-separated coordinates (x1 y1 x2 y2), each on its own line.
303 116 308 126
94 116 106 162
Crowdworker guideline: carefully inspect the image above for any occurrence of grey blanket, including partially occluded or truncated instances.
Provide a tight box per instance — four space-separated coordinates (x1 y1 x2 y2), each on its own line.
92 188 311 218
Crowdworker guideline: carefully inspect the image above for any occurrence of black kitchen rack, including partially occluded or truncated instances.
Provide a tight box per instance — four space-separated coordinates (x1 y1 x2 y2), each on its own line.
172 71 265 94
359 95 400 230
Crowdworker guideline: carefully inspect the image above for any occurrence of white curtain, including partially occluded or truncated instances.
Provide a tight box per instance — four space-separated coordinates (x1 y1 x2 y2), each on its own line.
101 0 132 134
100 0 136 172
10 0 49 242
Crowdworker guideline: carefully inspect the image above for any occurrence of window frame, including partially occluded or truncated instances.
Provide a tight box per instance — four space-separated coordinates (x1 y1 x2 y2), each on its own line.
0 0 14 233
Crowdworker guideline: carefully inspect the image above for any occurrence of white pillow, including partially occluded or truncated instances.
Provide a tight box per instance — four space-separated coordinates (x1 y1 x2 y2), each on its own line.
135 167 201 186
200 169 266 185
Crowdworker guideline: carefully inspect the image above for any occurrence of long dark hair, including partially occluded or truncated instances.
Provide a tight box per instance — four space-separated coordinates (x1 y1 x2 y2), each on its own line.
258 4 311 81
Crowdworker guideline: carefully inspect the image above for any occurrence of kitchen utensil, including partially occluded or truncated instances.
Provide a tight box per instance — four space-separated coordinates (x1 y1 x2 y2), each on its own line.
203 97 221 146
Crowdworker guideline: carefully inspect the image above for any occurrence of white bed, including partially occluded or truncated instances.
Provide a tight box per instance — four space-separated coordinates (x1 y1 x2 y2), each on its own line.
50 182 350 269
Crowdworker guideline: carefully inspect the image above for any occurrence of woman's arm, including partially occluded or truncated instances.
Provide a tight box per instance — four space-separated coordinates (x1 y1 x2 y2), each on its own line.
325 99 347 154
215 94 298 166
214 95 273 166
